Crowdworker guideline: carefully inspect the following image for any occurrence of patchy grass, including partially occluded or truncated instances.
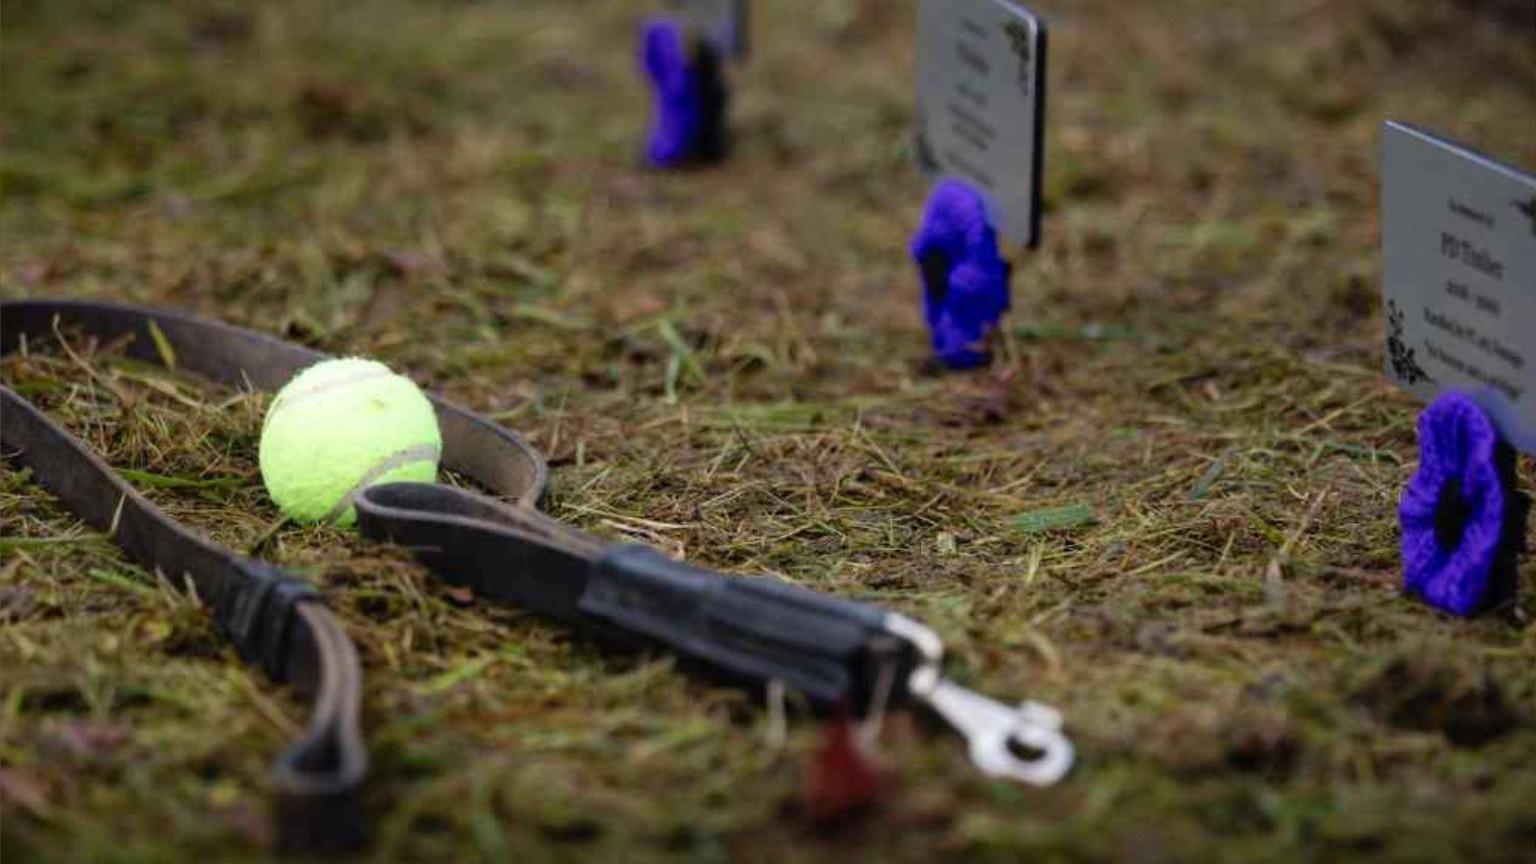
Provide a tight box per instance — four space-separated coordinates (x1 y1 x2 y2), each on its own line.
3 1 1534 861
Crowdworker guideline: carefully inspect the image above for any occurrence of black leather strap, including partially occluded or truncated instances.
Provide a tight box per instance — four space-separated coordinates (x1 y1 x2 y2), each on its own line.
353 483 917 714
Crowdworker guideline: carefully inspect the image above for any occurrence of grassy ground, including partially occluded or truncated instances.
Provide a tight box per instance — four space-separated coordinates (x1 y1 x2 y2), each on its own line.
3 1 1535 861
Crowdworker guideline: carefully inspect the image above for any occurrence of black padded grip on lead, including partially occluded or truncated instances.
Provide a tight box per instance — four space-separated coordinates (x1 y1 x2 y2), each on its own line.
579 545 914 712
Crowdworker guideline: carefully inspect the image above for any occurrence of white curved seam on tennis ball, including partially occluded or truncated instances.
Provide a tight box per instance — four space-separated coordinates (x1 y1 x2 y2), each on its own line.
266 364 394 418
322 441 443 524
263 365 395 430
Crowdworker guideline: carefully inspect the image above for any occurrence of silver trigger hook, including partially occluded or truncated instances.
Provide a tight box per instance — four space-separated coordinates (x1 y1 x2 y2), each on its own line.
884 614 1074 787
921 680 1074 786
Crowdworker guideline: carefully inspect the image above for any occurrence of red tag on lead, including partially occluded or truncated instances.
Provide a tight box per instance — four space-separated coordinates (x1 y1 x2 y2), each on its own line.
803 711 893 825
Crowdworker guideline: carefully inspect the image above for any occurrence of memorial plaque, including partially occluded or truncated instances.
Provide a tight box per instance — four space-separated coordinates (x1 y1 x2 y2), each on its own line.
1381 121 1536 455
916 0 1047 247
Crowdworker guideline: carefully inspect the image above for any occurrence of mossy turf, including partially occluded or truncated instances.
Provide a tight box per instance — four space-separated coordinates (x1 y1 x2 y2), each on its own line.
3 1 1534 861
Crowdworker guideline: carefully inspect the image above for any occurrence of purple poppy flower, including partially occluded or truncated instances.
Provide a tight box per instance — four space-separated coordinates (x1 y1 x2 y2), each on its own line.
640 18 727 168
910 179 1011 368
1398 392 1521 616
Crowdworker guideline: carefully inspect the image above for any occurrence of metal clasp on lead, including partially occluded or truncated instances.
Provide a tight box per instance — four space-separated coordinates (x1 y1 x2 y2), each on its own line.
884 614 1074 787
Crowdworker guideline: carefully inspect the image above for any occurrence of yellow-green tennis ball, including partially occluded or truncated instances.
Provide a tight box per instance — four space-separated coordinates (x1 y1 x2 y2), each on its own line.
259 358 442 526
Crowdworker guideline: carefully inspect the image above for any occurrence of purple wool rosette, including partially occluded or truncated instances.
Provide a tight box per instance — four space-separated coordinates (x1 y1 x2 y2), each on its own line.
910 179 1011 369
639 17 727 168
1398 391 1524 616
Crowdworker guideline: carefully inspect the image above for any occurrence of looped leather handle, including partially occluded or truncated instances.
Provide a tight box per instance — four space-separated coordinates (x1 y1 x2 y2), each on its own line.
1 299 549 854
0 386 368 853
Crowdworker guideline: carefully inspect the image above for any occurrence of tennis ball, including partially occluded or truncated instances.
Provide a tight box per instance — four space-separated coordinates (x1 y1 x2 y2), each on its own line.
259 358 442 526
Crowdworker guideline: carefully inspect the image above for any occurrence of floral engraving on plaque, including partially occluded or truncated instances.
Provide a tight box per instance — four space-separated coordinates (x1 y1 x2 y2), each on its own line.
1514 196 1536 238
1002 20 1033 100
1387 299 1432 385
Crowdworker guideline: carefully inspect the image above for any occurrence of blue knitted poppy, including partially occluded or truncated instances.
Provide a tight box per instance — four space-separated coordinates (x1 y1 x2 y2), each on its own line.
910 179 1011 368
640 18 727 168
1398 392 1519 616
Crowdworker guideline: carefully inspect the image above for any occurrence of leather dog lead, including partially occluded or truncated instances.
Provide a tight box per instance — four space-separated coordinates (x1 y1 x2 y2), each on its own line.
3 300 1073 849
